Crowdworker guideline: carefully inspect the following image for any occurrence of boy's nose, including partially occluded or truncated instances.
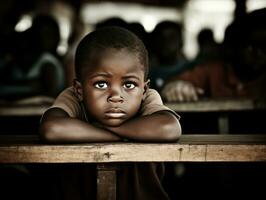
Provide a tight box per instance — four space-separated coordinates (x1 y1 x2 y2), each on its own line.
108 87 124 103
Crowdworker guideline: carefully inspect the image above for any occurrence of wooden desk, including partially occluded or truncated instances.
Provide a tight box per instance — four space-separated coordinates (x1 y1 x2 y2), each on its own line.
1 98 263 116
0 105 50 116
1 98 265 131
0 134 265 200
0 134 265 163
0 96 53 116
165 98 266 134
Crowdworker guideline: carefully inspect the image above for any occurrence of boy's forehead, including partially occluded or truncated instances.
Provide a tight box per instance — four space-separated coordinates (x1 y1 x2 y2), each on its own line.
92 48 143 67
96 47 137 59
84 48 146 76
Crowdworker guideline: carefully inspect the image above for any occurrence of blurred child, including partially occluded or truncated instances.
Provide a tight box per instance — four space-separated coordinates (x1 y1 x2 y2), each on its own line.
161 8 266 102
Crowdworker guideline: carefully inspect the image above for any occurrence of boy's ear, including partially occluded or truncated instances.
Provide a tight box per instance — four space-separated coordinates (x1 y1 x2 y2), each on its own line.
142 79 150 100
73 79 83 101
144 79 150 92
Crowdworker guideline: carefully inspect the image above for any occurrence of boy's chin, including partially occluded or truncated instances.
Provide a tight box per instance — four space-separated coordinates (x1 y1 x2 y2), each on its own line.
104 121 124 127
90 117 125 127
101 119 126 127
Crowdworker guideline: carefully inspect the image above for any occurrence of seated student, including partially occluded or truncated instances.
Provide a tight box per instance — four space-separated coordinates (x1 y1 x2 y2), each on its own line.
149 21 190 93
40 27 181 200
161 8 266 102
194 28 221 64
0 14 64 100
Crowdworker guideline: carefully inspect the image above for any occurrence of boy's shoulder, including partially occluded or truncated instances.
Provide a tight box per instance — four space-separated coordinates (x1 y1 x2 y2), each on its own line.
48 86 81 118
142 88 180 119
145 88 163 103
53 87 77 105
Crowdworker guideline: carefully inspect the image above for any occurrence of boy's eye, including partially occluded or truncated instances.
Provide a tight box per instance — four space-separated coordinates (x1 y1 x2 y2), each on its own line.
94 81 108 89
123 82 136 89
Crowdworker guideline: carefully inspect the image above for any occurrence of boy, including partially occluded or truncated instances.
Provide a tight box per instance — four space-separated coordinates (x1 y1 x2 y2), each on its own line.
40 27 181 199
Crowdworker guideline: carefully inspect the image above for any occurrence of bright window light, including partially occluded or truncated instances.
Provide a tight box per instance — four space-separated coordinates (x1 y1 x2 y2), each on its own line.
142 15 157 32
183 0 235 59
15 14 32 32
247 0 266 12
80 2 181 32
190 0 235 12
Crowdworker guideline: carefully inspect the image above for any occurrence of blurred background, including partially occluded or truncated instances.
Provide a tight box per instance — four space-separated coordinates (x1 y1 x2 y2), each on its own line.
1 0 266 95
1 0 266 96
0 1 266 200
3 0 265 59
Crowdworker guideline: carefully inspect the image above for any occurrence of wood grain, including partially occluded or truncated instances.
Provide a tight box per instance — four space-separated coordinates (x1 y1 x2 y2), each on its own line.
0 135 265 163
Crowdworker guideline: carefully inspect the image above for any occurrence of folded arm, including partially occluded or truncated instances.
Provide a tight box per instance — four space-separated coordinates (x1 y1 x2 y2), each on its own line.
39 107 121 143
106 110 181 142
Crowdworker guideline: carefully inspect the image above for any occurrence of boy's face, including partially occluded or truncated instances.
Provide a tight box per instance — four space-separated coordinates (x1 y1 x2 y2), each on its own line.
75 48 149 127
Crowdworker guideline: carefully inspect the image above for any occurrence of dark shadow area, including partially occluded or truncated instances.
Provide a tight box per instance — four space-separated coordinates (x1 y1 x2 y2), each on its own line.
179 112 219 134
164 162 266 200
179 110 266 134
229 110 266 134
0 116 41 135
1 162 265 200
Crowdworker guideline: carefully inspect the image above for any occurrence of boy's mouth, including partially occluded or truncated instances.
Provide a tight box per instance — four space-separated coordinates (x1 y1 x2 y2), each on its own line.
105 113 126 118
105 108 126 118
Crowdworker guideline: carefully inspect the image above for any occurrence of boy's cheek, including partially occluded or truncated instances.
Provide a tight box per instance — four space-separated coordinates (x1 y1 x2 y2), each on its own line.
142 85 149 100
142 92 147 101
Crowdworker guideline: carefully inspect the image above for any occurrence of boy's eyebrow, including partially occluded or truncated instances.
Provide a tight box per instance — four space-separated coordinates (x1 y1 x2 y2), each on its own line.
122 75 141 80
89 73 141 81
89 72 112 78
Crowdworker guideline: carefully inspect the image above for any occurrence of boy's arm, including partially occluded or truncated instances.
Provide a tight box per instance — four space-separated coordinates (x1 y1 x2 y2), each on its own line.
106 110 181 142
39 107 121 143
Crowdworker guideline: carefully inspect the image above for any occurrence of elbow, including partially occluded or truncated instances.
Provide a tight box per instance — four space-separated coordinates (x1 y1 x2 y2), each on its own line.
39 121 59 143
164 123 182 142
160 115 182 142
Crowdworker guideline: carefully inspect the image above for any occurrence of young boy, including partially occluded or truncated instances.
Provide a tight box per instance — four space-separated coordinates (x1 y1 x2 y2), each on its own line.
40 26 181 200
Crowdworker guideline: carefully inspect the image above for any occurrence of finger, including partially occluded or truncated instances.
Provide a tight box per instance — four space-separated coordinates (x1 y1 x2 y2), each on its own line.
175 86 184 101
180 84 194 101
196 87 204 95
189 88 199 101
168 87 177 102
162 85 174 102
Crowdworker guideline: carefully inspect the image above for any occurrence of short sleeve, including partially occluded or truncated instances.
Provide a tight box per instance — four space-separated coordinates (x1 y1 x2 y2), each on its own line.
46 87 82 118
140 89 180 120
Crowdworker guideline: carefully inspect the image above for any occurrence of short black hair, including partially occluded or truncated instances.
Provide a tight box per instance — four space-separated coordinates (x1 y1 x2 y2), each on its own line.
75 26 149 81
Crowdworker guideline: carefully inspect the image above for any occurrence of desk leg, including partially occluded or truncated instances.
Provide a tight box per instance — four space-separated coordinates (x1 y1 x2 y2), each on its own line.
97 163 117 200
218 113 229 134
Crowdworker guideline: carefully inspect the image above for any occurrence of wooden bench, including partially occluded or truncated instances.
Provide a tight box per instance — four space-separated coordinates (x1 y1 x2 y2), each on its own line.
0 134 265 200
0 97 263 114
1 98 265 133
1 98 263 117
166 98 266 134
0 96 53 116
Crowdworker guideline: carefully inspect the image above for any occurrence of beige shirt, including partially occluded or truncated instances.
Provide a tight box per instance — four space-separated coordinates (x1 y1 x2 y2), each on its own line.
49 87 180 120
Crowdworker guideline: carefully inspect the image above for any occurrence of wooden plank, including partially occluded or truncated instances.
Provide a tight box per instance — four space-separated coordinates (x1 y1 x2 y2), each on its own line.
97 164 117 200
0 105 49 116
1 134 265 145
165 98 266 112
178 134 266 144
217 113 229 134
0 98 265 116
0 135 265 163
0 96 53 116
